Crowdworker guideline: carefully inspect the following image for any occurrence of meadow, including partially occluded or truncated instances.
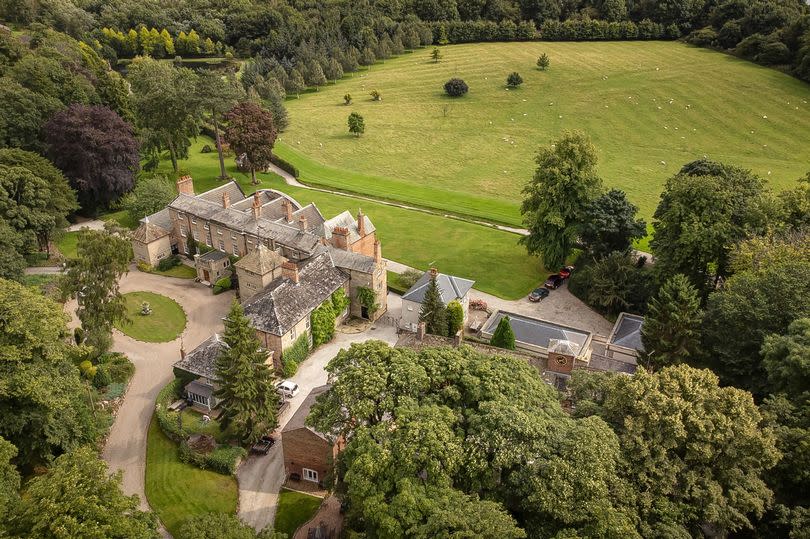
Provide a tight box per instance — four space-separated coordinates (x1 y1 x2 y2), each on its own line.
278 41 810 225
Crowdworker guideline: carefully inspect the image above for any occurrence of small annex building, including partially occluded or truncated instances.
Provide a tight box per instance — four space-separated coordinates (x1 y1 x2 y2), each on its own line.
172 333 230 412
131 216 172 267
281 385 339 486
400 268 475 331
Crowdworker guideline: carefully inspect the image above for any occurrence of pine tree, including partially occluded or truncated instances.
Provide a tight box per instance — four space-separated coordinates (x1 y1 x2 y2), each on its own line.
215 301 279 444
641 274 703 370
419 272 447 336
490 316 516 350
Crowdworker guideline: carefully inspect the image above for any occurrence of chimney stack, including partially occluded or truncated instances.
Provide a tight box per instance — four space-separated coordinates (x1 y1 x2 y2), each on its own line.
417 322 426 341
252 192 261 220
284 199 293 223
331 226 350 250
453 329 463 348
357 209 366 236
374 239 382 263
281 261 299 284
176 175 194 195
222 191 230 208
298 214 308 232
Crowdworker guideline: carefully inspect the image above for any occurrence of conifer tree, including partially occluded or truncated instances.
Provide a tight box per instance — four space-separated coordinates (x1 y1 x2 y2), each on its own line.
446 300 464 337
215 301 279 444
419 272 447 336
490 316 516 350
641 274 703 370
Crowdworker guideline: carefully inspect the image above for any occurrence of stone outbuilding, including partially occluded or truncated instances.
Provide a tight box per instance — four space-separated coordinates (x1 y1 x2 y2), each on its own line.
282 385 340 486
195 249 231 285
400 268 475 332
131 217 172 267
233 243 286 301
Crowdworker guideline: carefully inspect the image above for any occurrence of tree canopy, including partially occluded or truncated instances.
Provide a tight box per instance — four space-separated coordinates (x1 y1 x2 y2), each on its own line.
223 101 277 185
580 188 646 257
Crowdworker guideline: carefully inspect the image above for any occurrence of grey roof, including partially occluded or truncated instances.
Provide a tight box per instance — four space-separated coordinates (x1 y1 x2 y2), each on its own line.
197 181 246 204
609 313 645 352
169 194 321 254
234 243 285 275
282 384 331 438
185 379 215 399
320 245 377 274
588 353 638 375
482 311 590 351
290 203 326 232
243 252 348 336
173 334 227 379
402 271 475 305
319 210 376 244
131 220 169 243
199 249 229 262
141 208 172 231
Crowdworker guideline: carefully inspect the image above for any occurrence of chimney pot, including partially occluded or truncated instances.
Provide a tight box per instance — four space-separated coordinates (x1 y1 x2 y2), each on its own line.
284 199 293 223
252 192 261 220
357 209 366 237
298 215 308 232
429 267 438 278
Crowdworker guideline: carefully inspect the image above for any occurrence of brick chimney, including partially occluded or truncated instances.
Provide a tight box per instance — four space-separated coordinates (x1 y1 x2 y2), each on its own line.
374 239 382 263
176 175 194 195
417 321 426 341
298 214 308 232
252 192 261 220
284 199 293 223
357 209 366 236
331 226 349 250
281 261 299 284
222 191 230 208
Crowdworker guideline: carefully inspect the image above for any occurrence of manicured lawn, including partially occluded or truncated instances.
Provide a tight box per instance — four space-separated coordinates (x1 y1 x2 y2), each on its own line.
115 291 186 342
274 488 322 537
145 416 238 537
156 138 545 299
55 231 80 259
100 209 139 230
151 263 197 279
279 41 810 224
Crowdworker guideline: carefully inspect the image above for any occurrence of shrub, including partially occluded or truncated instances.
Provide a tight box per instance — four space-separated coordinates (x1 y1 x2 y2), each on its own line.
74 326 84 345
356 286 379 317
444 78 469 97
270 154 299 178
105 382 126 399
213 277 231 294
79 360 94 377
506 72 523 88
370 89 381 101
344 93 352 105
99 352 135 383
400 269 423 289
447 300 464 336
157 254 181 272
200 144 213 153
93 365 112 389
155 380 187 440
311 301 336 347
282 332 310 377
136 261 152 272
178 442 245 475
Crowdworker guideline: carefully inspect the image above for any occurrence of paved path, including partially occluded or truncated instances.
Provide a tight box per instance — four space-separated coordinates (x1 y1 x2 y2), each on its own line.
65 270 234 520
67 219 106 232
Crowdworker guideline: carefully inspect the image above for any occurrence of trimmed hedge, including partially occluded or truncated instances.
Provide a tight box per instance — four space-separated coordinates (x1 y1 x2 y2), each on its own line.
282 332 310 377
178 442 245 475
270 154 299 178
213 277 231 295
156 380 188 440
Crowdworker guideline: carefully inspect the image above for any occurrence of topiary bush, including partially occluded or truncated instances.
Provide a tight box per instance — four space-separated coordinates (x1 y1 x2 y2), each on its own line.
444 78 469 97
213 277 231 295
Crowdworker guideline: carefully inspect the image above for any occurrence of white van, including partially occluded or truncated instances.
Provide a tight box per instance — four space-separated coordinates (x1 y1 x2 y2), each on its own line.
275 380 299 399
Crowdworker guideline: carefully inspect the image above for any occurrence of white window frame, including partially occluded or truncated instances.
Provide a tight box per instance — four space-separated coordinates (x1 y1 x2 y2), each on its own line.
204 222 210 230
219 240 225 251
180 225 187 237
302 468 318 482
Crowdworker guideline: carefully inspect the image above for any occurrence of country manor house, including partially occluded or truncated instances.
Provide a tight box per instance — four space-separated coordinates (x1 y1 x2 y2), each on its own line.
131 176 387 368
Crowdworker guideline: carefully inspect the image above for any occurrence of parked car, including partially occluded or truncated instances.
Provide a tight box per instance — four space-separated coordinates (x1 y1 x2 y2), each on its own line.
544 274 564 289
558 265 575 279
275 380 299 399
528 287 550 302
250 435 275 455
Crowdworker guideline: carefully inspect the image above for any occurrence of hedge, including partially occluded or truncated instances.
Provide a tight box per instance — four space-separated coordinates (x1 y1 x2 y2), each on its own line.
282 332 310 377
270 154 299 178
213 277 231 295
155 379 188 440
178 442 245 475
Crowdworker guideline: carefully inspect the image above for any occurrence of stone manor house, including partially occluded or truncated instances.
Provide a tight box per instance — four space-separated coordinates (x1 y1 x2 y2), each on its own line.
132 176 387 369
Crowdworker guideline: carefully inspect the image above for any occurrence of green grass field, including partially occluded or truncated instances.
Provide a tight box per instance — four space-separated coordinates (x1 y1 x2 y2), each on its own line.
274 489 322 537
279 41 810 225
115 291 187 342
55 231 79 259
157 138 545 298
145 417 238 536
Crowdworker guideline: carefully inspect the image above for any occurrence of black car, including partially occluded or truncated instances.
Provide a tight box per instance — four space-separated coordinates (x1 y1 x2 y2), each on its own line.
528 287 550 302
544 274 564 289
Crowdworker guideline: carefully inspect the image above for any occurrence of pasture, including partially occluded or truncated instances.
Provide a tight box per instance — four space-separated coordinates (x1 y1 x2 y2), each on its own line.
278 41 810 225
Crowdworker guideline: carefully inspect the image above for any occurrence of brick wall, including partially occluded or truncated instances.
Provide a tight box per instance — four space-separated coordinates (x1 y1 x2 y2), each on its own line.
282 428 333 484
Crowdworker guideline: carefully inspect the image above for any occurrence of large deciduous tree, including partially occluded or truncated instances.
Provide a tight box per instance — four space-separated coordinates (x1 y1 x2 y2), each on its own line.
650 159 770 294
419 272 447 336
127 57 201 173
12 446 158 538
177 513 285 539
569 365 779 537
45 104 139 212
520 131 602 269
223 102 277 185
0 436 21 533
761 318 810 401
61 227 132 354
121 174 176 221
580 188 646 257
196 71 245 180
0 79 62 153
215 301 279 444
640 273 703 370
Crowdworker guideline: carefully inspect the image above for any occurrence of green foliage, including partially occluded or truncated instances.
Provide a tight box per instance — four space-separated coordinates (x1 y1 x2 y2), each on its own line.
418 275 446 335
580 188 646 257
311 300 337 347
356 286 379 317
343 93 352 105
567 251 655 317
762 318 810 401
178 442 245 476
0 436 20 532
282 332 310 378
224 101 277 185
93 365 112 389
331 289 349 314
490 316 516 350
520 131 602 269
347 111 365 137
443 77 469 97
157 254 181 272
177 513 283 539
213 277 232 295
640 274 703 370
536 53 550 70
215 301 279 444
122 174 176 222
12 446 159 538
155 380 187 440
430 47 442 63
446 300 464 336
506 71 523 88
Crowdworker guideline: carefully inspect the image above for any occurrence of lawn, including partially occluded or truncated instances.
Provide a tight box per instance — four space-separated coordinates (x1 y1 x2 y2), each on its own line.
278 41 810 225
55 231 79 259
145 416 238 536
274 488 322 537
156 138 545 299
100 209 139 230
115 291 187 342
150 263 198 279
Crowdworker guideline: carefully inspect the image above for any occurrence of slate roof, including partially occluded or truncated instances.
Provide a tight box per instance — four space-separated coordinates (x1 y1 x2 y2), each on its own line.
140 208 172 231
169 194 321 254
319 210 376 243
199 249 229 263
234 243 285 275
291 203 326 232
402 271 475 305
173 334 227 380
282 384 331 439
185 379 215 399
131 220 170 243
243 252 348 336
197 181 246 204
609 313 645 352
588 353 638 375
319 245 377 274
481 311 590 352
